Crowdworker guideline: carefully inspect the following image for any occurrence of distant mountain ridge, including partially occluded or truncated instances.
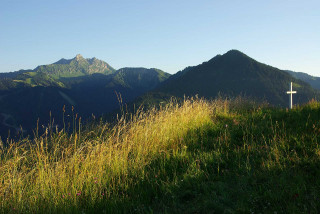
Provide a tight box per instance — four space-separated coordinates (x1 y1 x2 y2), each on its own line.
0 55 170 137
0 55 116 90
285 70 320 90
37 54 116 77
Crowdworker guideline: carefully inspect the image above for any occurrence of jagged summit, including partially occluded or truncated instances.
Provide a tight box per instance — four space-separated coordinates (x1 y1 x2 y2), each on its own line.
35 55 116 76
75 54 84 61
54 54 88 65
54 54 85 65
54 55 107 66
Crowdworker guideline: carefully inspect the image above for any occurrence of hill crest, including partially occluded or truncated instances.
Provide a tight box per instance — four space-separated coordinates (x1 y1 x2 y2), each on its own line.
151 50 319 106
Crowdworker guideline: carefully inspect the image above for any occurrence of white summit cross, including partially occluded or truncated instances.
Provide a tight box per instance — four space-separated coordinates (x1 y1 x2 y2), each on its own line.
286 82 297 109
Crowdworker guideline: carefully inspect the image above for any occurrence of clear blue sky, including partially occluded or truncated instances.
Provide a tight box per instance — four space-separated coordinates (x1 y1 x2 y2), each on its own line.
1 0 319 75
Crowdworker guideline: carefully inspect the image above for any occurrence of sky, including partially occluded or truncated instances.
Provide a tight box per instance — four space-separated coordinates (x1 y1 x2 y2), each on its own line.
0 0 319 75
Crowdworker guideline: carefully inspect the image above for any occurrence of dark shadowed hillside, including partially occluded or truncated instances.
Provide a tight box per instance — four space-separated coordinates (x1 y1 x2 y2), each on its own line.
151 50 318 106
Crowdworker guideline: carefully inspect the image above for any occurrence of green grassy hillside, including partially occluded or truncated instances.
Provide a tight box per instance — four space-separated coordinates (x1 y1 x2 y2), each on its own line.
0 97 319 213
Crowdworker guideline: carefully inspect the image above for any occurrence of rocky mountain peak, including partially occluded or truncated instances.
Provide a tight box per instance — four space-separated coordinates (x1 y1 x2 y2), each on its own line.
75 54 84 61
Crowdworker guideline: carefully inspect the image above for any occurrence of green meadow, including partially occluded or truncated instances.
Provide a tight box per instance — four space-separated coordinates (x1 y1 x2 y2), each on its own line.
0 98 319 213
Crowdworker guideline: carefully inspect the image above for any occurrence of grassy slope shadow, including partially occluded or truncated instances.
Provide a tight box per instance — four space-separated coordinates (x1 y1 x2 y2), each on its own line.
87 105 320 214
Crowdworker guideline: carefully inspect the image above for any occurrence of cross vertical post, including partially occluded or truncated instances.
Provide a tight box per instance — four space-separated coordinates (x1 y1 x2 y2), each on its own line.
286 82 297 109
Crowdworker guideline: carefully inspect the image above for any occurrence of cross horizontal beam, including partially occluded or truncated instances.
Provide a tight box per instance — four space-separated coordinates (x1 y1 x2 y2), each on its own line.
286 91 296 94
